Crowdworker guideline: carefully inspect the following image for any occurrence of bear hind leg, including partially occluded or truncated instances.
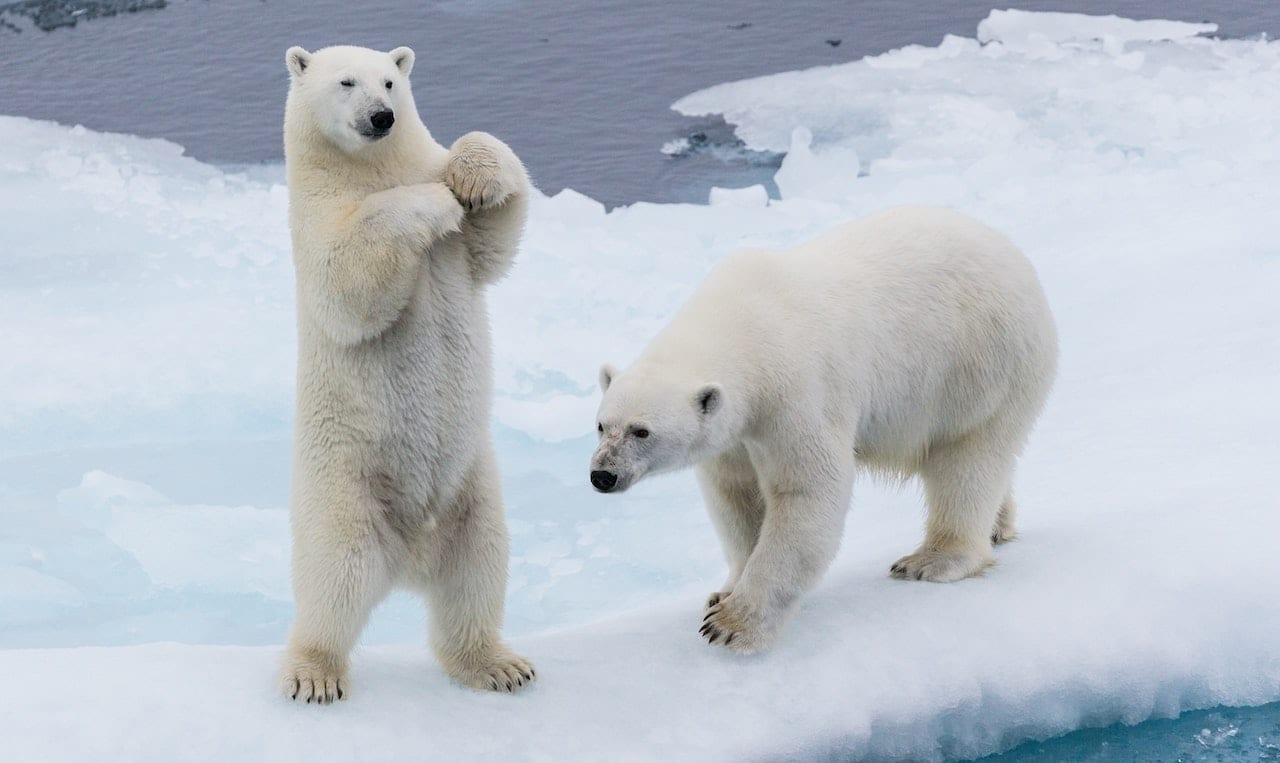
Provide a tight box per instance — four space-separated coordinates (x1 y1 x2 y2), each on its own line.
280 491 394 704
891 436 1014 583
413 452 534 693
991 493 1017 545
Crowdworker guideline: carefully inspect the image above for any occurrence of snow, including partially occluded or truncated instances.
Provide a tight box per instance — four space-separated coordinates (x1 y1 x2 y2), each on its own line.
975 9 1217 51
3 8 1280 761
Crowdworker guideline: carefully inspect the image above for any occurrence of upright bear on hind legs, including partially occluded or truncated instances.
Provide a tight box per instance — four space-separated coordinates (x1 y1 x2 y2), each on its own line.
279 44 533 702
591 207 1058 654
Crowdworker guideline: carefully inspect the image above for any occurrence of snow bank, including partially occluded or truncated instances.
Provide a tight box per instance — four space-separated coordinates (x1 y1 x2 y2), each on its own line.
5 509 1280 762
3 9 1280 761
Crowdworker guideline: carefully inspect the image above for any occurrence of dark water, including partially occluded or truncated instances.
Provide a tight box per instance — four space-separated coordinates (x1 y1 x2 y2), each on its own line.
2 0 1278 205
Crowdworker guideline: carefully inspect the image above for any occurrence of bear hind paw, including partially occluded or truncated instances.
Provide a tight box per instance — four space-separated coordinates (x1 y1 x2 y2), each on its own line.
279 650 348 705
890 549 992 583
445 649 536 694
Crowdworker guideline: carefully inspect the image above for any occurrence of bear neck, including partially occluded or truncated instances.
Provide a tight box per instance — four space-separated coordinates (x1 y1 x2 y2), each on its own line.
638 326 745 393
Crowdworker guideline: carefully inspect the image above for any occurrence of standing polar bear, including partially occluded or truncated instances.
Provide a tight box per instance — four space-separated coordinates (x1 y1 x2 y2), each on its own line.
591 207 1057 654
279 44 533 702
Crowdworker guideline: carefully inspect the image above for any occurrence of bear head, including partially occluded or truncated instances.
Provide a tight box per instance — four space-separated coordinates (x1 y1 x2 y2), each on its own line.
285 45 417 155
590 363 726 494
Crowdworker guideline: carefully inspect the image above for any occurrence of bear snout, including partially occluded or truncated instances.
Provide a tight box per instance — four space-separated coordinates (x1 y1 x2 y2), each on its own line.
369 110 395 134
590 470 618 493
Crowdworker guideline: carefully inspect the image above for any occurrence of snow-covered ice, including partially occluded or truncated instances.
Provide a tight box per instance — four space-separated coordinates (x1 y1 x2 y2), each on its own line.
2 9 1279 761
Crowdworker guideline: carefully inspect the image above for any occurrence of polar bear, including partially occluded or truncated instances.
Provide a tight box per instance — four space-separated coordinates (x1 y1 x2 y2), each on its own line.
278 44 534 702
590 207 1057 653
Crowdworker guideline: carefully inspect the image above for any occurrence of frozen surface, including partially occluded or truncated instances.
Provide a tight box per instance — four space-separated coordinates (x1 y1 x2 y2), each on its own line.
3 9 1280 761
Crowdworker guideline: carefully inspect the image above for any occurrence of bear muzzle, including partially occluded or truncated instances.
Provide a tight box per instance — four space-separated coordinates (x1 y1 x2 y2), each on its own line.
590 470 618 493
363 110 395 139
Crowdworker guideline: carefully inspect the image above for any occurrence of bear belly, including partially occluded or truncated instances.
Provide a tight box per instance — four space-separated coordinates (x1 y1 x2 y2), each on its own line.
371 294 491 511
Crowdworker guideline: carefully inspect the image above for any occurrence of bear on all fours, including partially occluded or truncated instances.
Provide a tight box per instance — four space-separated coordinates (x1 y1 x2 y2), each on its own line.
591 206 1058 654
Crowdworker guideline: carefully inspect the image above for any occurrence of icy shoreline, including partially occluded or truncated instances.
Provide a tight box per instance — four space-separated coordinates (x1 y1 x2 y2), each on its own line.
6 535 1280 763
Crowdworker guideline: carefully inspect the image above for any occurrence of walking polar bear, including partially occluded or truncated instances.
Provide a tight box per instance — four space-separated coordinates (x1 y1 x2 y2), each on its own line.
279 44 533 702
591 206 1057 654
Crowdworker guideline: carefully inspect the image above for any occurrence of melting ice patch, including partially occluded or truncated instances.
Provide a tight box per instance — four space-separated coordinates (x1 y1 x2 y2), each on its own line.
2 9 1280 762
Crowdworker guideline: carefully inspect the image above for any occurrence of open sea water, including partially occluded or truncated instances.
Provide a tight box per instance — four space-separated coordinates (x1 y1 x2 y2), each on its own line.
1 0 1277 206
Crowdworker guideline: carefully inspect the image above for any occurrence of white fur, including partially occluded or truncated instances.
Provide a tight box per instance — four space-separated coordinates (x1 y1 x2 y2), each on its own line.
591 207 1058 654
279 44 534 702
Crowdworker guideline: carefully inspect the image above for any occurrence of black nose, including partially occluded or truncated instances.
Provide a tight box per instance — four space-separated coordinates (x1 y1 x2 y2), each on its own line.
370 110 395 131
590 470 618 492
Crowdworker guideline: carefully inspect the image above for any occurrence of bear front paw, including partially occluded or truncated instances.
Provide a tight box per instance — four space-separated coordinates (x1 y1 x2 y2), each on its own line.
446 133 522 212
443 648 536 693
700 593 777 654
279 648 348 705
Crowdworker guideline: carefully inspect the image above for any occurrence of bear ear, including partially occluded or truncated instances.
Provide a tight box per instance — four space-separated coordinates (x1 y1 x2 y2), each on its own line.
599 363 618 393
695 384 723 416
286 46 312 79
390 46 415 77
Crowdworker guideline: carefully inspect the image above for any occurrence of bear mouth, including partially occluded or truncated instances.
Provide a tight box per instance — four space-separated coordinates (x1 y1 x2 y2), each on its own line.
359 129 390 141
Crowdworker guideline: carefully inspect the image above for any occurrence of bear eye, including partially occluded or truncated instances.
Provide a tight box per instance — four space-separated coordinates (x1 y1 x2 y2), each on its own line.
385 81 393 90
634 428 650 439
597 423 603 433
340 79 355 87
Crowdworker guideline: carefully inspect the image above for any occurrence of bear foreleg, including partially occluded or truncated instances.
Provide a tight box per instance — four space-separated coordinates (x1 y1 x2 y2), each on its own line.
701 437 855 653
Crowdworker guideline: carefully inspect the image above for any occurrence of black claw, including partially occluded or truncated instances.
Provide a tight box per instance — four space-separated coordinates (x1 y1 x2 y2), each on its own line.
703 612 714 623
725 634 734 646
506 681 513 691
337 688 344 700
